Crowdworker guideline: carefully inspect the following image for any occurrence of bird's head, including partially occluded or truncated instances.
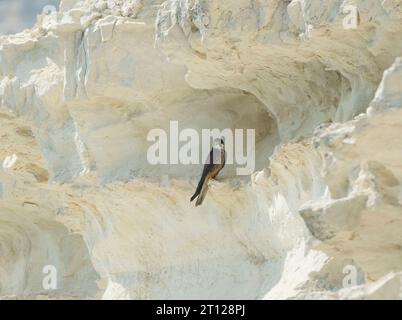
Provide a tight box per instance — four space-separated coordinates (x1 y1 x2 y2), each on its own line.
213 137 225 149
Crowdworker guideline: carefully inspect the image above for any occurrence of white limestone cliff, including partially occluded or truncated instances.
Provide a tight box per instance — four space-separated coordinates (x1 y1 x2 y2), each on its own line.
0 0 401 299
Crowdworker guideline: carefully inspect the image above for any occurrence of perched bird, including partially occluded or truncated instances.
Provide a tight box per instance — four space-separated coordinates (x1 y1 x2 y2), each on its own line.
190 138 226 206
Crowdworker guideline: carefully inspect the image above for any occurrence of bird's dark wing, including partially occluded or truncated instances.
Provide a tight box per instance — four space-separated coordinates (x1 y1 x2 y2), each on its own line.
200 149 215 177
190 149 214 202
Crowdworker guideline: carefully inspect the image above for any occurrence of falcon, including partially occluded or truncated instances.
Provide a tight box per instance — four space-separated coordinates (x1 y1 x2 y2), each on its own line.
190 138 226 206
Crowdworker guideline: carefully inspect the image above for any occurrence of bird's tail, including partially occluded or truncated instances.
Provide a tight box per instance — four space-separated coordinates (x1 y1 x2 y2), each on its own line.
190 176 205 202
195 181 209 206
190 191 198 202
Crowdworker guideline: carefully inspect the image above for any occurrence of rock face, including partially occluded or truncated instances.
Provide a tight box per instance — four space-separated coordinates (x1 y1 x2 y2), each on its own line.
0 0 401 299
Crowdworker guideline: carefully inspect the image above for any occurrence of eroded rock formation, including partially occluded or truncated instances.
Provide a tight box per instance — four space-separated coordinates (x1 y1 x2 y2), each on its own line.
0 0 402 299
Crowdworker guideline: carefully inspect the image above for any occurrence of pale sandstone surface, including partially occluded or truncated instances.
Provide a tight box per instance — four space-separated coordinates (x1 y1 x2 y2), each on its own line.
0 0 401 299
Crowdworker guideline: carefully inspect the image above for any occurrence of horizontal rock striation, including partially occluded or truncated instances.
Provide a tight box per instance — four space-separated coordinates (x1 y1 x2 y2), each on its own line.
0 0 401 299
